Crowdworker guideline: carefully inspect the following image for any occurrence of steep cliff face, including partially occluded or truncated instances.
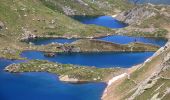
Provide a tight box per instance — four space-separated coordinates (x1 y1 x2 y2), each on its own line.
116 5 156 25
115 5 170 37
102 40 170 100
116 4 170 27
0 21 4 30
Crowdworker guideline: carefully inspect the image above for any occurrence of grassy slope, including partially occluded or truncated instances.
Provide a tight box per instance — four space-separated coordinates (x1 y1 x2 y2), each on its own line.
40 0 133 15
71 39 160 52
115 5 170 38
0 0 134 59
139 6 170 28
27 39 160 53
0 0 117 59
103 43 170 100
0 0 113 38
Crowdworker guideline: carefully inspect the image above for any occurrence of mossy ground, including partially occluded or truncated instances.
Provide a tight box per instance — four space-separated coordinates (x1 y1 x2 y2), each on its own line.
5 60 125 82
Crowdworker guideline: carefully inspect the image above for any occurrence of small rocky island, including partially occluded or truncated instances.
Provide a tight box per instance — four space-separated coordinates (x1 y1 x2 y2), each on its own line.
4 60 125 83
28 39 160 53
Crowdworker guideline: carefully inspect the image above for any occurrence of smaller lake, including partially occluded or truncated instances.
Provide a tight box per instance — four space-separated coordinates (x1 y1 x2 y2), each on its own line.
73 16 128 28
128 0 170 5
21 51 154 68
28 35 167 46
0 59 106 100
98 35 167 46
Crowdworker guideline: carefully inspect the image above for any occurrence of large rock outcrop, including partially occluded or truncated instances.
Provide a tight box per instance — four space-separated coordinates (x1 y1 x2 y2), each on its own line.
21 28 37 40
59 75 79 83
116 6 156 25
0 21 4 30
102 40 170 100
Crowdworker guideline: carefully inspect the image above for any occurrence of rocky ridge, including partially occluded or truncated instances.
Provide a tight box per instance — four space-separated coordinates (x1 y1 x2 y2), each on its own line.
116 5 156 25
102 35 170 100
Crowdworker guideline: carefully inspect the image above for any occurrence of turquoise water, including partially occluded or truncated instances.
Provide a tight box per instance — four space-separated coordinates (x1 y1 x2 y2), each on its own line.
0 59 106 100
21 51 154 68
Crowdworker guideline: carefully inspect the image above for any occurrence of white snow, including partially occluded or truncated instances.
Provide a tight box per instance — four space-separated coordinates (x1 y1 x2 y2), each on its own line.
112 14 117 18
108 73 128 86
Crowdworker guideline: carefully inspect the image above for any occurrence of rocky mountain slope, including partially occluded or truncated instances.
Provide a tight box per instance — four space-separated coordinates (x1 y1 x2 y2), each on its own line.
116 4 170 37
40 0 133 16
102 20 170 100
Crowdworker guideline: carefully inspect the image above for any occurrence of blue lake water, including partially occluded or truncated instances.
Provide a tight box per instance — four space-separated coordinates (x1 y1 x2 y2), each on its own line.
128 0 170 5
21 51 154 68
1 14 167 100
98 35 167 46
73 16 128 28
28 15 167 46
0 59 106 100
29 35 167 46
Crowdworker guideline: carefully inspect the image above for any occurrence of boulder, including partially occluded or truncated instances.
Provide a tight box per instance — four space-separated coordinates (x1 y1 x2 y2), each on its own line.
116 6 156 25
0 21 4 30
44 52 56 57
59 75 79 83
62 6 76 15
21 28 37 40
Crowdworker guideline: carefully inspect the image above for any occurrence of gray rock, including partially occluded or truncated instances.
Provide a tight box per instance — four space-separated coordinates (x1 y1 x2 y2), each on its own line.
44 52 56 57
116 6 156 25
21 28 37 40
62 6 76 15
72 47 81 52
59 75 79 83
0 21 4 30
75 0 88 6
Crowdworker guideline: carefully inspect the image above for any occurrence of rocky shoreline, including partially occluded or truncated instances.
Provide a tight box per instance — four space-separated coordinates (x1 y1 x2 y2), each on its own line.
20 32 115 42
4 60 126 83
0 0 170 99
25 39 160 54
